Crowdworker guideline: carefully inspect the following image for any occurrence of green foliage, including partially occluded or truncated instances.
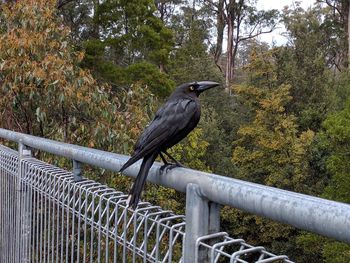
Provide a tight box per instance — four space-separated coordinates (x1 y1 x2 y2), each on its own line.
297 232 350 263
124 62 175 97
221 206 298 254
233 84 314 190
296 82 350 263
199 100 240 177
82 42 174 98
322 241 350 263
233 50 314 191
331 72 350 110
323 98 350 203
58 0 95 41
279 5 335 131
96 0 173 65
167 3 223 84
79 0 175 98
169 128 211 172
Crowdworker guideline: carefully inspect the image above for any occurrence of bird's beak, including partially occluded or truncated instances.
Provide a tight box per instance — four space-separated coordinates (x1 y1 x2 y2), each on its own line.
196 81 220 92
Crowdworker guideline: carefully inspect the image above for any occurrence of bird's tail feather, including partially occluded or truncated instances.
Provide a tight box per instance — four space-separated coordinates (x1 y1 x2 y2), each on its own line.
127 153 157 209
120 154 141 173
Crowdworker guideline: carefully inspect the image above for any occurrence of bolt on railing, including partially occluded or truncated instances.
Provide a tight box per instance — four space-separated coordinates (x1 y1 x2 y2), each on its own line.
1 128 350 262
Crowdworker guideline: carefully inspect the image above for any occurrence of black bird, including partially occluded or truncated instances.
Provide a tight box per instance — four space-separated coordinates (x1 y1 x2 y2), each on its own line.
120 81 220 208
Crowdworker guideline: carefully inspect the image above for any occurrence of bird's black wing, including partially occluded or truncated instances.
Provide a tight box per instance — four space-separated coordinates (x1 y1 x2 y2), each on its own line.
120 98 199 172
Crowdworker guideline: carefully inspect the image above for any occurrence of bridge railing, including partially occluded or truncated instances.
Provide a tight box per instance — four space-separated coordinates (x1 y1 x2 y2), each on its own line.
0 128 349 262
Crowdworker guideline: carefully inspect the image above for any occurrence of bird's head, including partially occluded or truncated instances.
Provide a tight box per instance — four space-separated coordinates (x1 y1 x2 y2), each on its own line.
174 81 220 98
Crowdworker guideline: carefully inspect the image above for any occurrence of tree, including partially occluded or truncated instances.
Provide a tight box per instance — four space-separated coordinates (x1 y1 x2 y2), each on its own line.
227 49 317 261
204 0 278 90
167 2 222 84
317 0 350 68
58 0 95 42
0 0 156 155
232 84 314 191
96 0 173 67
276 5 337 131
58 0 175 98
297 95 350 263
155 0 184 25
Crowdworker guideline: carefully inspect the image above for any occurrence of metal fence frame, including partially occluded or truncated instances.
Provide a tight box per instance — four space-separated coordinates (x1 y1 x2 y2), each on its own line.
0 128 350 262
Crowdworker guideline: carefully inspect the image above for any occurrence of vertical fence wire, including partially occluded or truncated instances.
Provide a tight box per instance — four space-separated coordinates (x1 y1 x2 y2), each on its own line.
0 147 18 263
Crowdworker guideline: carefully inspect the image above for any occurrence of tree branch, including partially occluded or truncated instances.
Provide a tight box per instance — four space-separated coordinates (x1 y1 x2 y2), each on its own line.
321 0 342 16
56 0 75 9
237 26 277 43
203 0 220 10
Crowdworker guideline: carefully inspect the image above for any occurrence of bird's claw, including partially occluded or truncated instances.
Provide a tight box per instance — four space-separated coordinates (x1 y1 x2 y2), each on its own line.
159 163 185 173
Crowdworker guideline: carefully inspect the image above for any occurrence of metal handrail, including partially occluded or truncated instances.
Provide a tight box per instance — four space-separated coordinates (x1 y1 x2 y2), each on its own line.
0 127 349 245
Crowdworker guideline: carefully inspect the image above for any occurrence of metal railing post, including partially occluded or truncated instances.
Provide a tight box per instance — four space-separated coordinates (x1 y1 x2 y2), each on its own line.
183 183 220 263
72 159 83 181
16 140 32 263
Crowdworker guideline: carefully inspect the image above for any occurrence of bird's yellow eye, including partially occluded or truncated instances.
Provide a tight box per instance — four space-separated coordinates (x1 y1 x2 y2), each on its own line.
189 86 195 91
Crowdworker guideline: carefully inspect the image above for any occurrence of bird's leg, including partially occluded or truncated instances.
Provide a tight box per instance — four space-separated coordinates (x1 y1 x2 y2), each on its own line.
163 151 185 168
159 152 171 173
159 152 169 165
159 152 170 173
159 151 185 173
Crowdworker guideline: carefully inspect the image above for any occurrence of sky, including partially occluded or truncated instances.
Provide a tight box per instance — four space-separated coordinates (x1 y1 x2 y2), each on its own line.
256 0 316 45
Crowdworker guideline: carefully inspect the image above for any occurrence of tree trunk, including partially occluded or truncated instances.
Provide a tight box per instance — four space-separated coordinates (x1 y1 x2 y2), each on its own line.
225 19 233 90
225 0 235 92
339 0 350 68
214 0 225 71
92 0 100 39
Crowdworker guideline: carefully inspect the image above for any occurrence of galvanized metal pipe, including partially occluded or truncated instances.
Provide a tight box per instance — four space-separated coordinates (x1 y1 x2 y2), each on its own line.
0 128 350 244
17 141 32 263
184 183 221 263
184 183 209 263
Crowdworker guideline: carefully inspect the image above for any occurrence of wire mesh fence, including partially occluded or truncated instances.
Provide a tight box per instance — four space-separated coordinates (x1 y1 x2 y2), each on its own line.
0 146 18 263
1 143 294 262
